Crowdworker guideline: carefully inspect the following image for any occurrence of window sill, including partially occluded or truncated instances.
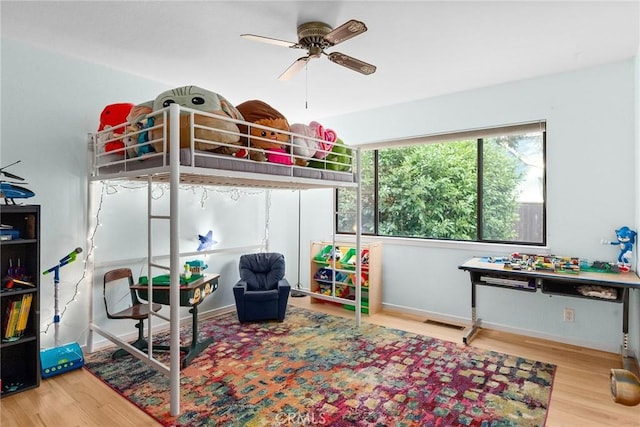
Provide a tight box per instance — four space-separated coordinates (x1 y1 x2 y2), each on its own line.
335 234 548 253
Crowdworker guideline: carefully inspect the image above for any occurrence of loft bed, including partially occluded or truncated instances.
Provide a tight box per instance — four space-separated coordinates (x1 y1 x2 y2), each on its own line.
86 103 364 416
91 103 356 189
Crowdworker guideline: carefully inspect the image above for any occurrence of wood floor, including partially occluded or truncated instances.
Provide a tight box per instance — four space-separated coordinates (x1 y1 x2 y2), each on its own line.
1 297 638 426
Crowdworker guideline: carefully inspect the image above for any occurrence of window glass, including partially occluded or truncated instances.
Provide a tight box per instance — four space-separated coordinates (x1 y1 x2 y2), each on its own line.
337 124 546 245
482 133 545 243
337 150 375 234
377 141 477 239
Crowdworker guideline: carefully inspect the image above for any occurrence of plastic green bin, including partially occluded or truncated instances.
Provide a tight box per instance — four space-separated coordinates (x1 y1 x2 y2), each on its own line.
343 300 369 314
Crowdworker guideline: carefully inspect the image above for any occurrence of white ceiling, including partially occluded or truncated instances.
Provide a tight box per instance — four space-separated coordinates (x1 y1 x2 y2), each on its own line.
2 1 639 121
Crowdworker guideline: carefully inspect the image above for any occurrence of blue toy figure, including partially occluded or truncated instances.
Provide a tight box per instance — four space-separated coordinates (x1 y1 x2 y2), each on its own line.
604 226 637 272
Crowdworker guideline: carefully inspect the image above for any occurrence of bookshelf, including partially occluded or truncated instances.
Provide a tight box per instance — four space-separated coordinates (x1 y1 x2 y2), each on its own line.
1 205 40 398
309 241 382 315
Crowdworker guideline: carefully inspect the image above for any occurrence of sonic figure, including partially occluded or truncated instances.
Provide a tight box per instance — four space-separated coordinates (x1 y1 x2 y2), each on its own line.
605 226 637 272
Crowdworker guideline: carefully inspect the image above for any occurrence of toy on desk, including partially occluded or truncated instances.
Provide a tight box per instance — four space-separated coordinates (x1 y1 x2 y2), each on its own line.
184 260 210 304
186 260 208 275
602 226 637 273
182 264 192 280
501 253 580 273
588 260 623 273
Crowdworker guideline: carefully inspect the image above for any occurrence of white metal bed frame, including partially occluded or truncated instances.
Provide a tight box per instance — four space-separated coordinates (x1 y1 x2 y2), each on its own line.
86 103 363 416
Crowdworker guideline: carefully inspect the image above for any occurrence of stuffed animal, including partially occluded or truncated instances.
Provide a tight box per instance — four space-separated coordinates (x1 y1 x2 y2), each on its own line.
97 103 134 155
290 123 319 166
324 138 352 171
122 117 156 158
290 120 338 166
308 137 352 171
309 121 337 159
126 86 246 156
235 100 292 164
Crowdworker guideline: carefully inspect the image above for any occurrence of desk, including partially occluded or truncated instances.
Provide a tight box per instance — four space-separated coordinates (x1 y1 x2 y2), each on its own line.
131 273 219 368
459 258 640 367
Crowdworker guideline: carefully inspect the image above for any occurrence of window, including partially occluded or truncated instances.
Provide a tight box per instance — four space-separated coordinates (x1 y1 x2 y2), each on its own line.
337 122 546 245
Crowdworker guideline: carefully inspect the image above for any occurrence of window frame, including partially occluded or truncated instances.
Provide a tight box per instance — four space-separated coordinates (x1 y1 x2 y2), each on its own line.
336 121 547 246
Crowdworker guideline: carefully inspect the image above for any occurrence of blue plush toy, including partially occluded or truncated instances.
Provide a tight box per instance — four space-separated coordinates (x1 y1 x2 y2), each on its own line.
136 116 155 156
605 226 637 272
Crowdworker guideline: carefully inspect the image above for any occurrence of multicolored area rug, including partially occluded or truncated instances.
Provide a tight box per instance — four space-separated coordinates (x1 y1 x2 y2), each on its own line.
84 306 555 426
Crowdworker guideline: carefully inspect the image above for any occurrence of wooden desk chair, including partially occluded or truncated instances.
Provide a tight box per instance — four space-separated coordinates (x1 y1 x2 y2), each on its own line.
103 268 162 359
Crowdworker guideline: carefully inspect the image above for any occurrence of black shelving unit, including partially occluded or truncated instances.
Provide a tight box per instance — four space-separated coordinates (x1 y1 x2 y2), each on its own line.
1 205 40 398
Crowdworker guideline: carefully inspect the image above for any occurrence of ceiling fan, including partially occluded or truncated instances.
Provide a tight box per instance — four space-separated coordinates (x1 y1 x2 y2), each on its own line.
241 19 377 81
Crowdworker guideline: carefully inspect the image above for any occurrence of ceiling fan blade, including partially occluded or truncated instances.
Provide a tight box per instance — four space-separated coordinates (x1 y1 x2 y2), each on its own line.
278 56 310 81
327 52 376 75
240 33 298 48
324 19 367 45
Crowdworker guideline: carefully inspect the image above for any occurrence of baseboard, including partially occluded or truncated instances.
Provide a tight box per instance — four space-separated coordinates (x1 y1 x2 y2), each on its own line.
86 302 639 369
381 302 470 327
381 302 624 355
85 304 236 353
198 305 236 320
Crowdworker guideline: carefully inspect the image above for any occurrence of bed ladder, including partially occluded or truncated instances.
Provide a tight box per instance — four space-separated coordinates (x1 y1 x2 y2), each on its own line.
144 103 183 415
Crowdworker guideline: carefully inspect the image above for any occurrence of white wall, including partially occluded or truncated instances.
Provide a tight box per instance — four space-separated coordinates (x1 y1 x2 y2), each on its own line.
633 50 640 358
3 38 638 356
1 39 285 349
320 59 639 354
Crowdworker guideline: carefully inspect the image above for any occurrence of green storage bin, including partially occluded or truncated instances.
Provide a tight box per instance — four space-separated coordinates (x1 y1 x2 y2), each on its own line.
343 299 369 314
339 248 356 270
342 248 369 271
313 244 343 265
314 245 349 268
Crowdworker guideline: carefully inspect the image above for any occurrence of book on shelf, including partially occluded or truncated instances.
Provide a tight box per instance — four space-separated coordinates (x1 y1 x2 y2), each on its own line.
16 293 32 336
3 299 20 339
2 293 32 341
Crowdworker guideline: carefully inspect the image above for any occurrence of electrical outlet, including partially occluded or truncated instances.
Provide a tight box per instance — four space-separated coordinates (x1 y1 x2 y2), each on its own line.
563 307 575 322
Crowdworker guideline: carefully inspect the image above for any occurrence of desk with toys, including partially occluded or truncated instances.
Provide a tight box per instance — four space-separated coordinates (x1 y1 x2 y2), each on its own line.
131 273 219 368
458 256 640 369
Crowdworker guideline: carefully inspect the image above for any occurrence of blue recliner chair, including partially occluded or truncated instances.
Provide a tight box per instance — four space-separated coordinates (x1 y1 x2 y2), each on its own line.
233 252 291 322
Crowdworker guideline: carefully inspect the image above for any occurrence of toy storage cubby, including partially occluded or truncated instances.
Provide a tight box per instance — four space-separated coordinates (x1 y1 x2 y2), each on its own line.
309 241 382 315
0 205 40 398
